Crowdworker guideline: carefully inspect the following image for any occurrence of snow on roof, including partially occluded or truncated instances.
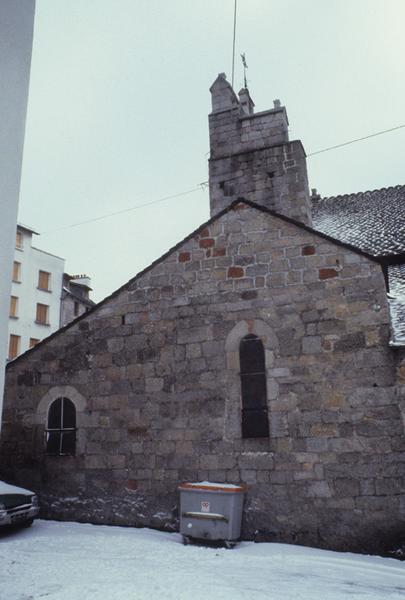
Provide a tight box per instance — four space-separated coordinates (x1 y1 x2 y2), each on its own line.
388 264 405 345
312 185 405 257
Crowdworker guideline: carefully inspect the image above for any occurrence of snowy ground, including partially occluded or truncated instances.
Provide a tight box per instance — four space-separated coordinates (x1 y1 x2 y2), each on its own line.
1 520 405 600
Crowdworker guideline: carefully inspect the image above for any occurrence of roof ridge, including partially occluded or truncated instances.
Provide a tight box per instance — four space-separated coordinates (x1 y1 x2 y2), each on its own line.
318 183 405 203
7 197 392 368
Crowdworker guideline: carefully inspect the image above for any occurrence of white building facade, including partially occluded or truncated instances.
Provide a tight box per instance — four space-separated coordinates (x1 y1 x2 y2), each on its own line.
8 224 65 359
0 1 35 417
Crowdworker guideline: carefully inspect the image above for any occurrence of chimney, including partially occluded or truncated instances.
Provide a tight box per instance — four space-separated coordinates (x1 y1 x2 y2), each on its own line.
311 188 321 201
209 73 239 113
238 88 255 115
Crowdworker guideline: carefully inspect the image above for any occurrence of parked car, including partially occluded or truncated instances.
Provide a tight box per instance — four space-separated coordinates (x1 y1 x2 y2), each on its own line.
0 480 39 527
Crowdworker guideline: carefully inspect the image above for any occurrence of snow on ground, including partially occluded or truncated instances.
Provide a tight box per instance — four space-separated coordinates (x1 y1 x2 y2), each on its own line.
1 520 405 600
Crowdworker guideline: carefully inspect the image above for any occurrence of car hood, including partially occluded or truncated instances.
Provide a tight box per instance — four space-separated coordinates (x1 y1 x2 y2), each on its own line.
0 481 35 496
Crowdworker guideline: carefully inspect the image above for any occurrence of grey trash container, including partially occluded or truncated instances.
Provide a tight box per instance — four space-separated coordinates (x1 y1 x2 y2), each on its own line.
178 481 246 546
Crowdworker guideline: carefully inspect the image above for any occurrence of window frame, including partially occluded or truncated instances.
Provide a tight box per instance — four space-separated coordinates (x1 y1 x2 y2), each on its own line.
45 397 76 456
239 334 269 439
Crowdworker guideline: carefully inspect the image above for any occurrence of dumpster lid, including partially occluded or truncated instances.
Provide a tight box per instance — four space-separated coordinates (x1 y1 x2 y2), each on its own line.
178 481 247 493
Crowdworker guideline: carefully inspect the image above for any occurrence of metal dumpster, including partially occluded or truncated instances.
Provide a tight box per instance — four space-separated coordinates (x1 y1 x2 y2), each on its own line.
178 481 246 547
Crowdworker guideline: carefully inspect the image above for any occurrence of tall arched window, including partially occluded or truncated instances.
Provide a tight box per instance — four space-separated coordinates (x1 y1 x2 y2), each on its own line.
46 397 76 455
239 334 269 438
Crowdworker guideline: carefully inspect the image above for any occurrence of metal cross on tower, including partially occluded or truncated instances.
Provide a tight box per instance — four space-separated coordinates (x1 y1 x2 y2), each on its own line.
241 53 248 89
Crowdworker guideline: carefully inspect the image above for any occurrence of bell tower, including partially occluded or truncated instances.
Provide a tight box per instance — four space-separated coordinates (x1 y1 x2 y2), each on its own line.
208 73 312 226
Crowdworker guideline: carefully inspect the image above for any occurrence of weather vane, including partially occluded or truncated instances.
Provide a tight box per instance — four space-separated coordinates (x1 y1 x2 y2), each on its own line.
241 53 248 89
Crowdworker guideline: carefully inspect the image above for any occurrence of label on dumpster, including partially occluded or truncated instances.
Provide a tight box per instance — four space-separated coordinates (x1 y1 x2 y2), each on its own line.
201 501 210 513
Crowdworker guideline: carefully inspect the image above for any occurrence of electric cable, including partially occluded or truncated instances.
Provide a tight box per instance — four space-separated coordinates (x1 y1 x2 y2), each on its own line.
40 123 405 234
41 185 205 234
307 124 405 157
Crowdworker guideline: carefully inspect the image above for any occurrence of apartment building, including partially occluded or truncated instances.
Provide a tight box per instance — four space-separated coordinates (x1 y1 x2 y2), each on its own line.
8 224 65 359
8 224 94 360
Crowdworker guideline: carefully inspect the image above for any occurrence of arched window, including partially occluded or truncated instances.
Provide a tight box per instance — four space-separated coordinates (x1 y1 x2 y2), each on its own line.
239 334 269 438
46 397 76 455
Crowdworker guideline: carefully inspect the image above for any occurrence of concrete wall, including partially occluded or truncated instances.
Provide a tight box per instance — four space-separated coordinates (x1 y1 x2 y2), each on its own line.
1 203 404 553
9 229 65 356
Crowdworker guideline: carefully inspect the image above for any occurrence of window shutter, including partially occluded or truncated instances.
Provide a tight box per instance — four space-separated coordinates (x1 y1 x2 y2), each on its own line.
12 261 21 282
9 296 18 317
8 335 20 360
15 231 23 249
38 270 50 290
36 303 49 324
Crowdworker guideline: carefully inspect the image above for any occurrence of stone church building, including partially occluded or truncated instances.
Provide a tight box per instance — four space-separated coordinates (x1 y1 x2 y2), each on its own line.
1 74 405 553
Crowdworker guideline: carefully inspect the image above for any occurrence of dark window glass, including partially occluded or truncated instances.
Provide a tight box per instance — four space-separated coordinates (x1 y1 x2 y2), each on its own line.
63 399 76 429
242 408 269 438
240 335 265 374
46 397 76 455
240 373 267 409
46 431 60 455
47 397 62 429
239 335 269 438
61 431 76 455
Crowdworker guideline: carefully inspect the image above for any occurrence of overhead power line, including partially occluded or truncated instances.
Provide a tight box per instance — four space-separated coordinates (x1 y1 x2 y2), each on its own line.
307 123 405 157
40 122 405 235
41 185 206 235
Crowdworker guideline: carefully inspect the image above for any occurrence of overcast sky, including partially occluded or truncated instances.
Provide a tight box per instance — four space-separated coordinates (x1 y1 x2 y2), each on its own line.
18 0 405 301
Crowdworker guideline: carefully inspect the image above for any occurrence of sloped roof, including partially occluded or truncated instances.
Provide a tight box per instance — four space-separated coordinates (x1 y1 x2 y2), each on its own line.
312 185 405 345
62 286 95 308
312 185 405 257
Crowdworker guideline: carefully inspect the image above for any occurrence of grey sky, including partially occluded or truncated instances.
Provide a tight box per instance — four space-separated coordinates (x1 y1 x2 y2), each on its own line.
18 0 405 301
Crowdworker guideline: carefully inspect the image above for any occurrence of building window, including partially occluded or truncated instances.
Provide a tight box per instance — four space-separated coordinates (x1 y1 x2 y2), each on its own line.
74 301 79 316
9 296 18 318
239 334 269 438
15 231 23 249
8 334 20 360
12 261 21 282
38 270 51 291
29 338 40 348
46 397 76 456
36 303 49 325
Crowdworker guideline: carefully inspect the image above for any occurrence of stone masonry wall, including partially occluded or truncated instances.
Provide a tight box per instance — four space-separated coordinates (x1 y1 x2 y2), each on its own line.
1 203 404 553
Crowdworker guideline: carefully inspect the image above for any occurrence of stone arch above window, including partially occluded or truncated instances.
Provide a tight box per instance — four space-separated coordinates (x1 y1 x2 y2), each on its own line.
225 319 279 370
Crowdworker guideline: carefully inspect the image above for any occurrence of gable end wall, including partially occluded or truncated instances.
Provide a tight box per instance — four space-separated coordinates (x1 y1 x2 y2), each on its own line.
1 205 404 553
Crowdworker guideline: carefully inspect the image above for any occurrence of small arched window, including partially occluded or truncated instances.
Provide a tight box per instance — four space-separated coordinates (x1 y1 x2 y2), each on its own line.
239 334 269 438
46 397 76 455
